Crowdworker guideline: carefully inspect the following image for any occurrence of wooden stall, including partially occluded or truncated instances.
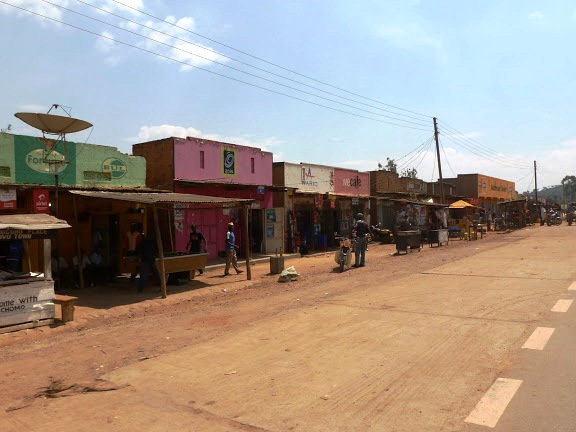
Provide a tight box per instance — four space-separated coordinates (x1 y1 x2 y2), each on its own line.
0 214 70 333
69 191 255 298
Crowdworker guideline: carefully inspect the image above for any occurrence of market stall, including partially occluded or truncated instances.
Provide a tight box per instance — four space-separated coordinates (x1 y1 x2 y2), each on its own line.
0 214 70 333
69 191 255 298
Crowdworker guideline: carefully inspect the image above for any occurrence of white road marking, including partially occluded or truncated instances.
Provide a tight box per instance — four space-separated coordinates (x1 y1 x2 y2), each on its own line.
522 327 555 350
568 282 576 291
465 378 523 428
551 299 573 313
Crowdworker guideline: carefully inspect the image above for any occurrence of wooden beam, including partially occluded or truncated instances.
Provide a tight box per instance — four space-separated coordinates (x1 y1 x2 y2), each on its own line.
243 204 251 280
72 195 85 290
43 239 52 280
153 204 167 298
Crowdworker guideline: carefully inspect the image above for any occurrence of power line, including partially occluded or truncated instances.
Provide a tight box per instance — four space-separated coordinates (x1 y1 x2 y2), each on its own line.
40 0 430 128
397 137 433 171
107 0 432 120
412 137 434 172
437 119 531 168
396 135 434 163
439 138 457 177
70 0 430 125
2 1 430 132
440 133 531 169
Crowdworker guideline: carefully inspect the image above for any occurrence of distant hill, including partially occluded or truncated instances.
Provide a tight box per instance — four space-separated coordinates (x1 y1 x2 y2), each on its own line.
522 184 563 203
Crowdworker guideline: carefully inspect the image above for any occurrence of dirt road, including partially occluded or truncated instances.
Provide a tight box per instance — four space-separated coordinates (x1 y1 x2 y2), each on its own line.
1 226 573 431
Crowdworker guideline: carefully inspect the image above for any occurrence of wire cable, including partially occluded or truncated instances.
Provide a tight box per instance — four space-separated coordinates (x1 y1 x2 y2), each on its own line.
1 1 431 132
70 0 431 124
439 138 457 177
437 120 531 168
107 0 432 120
38 0 430 127
397 137 433 171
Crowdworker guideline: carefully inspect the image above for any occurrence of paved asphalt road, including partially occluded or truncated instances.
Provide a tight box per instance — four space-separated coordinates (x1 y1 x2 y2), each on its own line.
1 224 575 431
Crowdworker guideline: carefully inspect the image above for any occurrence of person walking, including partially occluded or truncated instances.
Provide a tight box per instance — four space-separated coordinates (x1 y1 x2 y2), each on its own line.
352 213 370 268
186 224 207 275
224 222 243 276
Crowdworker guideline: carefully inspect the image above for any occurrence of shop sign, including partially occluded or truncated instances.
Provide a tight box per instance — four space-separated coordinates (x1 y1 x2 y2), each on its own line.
25 149 68 174
102 158 127 179
352 197 359 205
0 189 16 209
315 194 323 208
223 148 236 176
33 189 50 214
257 186 265 194
0 229 55 240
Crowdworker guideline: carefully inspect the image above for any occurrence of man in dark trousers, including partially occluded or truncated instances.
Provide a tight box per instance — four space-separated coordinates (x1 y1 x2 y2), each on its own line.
186 224 207 275
353 213 370 267
135 232 160 293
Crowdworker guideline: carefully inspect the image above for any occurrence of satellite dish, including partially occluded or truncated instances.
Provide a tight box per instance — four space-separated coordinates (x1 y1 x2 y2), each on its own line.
14 112 92 134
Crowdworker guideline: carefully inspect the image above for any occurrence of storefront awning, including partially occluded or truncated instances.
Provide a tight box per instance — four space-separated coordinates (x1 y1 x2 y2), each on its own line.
0 214 71 230
69 190 256 206
448 199 477 209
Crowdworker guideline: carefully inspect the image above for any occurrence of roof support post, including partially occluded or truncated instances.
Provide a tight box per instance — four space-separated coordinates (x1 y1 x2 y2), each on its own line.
243 204 251 280
153 204 167 298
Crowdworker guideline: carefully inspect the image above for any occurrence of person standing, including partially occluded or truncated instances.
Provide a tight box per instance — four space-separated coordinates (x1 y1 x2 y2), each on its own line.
224 222 243 276
186 224 207 275
540 206 546 226
123 223 142 281
135 232 160 293
352 213 370 268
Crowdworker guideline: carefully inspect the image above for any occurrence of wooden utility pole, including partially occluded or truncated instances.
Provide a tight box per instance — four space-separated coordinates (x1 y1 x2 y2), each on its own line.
433 117 445 204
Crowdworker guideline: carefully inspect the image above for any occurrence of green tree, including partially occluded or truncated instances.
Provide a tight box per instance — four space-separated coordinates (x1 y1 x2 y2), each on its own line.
401 167 418 178
377 158 398 173
561 175 576 203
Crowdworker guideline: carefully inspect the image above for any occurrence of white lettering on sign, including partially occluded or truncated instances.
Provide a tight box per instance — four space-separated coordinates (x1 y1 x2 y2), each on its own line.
342 176 362 188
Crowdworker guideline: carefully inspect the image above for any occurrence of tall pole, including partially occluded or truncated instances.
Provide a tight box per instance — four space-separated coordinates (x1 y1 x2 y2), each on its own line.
534 161 538 203
433 117 445 204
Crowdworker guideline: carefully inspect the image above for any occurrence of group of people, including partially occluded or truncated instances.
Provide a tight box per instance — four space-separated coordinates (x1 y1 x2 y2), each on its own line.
186 222 243 276
51 247 111 290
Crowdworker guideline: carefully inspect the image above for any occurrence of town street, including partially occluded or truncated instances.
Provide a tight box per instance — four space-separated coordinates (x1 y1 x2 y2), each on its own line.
0 224 574 431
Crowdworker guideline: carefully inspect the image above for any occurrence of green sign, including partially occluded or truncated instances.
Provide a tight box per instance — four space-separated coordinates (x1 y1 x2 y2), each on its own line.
14 136 77 185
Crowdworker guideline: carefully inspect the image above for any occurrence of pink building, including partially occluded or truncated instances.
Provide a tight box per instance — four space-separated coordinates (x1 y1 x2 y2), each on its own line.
333 169 370 196
133 137 274 259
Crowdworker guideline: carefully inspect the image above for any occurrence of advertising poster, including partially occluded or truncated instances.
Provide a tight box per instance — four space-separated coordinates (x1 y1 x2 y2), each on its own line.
0 189 16 209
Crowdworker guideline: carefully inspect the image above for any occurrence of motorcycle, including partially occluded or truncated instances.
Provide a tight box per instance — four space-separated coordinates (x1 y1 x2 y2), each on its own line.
371 224 395 243
546 212 562 226
334 233 354 273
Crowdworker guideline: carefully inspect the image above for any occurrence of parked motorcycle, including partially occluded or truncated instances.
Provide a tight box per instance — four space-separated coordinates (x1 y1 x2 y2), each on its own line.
334 233 354 273
371 224 395 244
546 212 562 226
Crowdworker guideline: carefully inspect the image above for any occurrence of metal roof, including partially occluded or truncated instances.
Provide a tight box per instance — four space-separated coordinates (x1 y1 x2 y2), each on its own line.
69 190 256 206
0 214 71 230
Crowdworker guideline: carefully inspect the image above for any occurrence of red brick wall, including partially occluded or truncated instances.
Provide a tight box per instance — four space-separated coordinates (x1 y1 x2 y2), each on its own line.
132 138 175 190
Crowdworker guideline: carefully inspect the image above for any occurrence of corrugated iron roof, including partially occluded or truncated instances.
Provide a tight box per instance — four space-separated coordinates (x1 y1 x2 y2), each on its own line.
69 190 256 205
0 214 71 230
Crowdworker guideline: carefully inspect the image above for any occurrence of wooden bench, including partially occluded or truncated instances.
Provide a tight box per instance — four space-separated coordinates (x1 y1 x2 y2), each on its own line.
54 294 79 323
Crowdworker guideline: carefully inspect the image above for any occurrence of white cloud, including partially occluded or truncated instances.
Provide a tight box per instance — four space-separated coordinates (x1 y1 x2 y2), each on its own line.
128 125 283 154
529 11 544 20
0 0 69 23
376 25 446 62
95 30 115 53
18 104 49 112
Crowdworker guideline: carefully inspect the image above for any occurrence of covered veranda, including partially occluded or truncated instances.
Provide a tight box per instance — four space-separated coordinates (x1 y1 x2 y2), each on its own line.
69 190 256 298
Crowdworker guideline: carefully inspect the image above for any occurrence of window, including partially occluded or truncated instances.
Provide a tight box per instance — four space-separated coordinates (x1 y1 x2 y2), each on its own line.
251 157 255 174
200 151 205 169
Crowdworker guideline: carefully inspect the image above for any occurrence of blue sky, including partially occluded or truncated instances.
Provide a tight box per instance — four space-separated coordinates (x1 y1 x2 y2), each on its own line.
2 1 576 190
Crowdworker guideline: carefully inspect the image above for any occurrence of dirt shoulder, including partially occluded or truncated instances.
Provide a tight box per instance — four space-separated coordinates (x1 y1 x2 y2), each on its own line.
0 232 521 411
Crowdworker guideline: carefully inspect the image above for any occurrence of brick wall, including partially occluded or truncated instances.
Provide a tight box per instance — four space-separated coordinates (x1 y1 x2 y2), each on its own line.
132 138 175 190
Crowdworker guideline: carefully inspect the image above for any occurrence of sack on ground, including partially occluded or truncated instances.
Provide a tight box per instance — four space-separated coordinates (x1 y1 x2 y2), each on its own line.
278 266 299 283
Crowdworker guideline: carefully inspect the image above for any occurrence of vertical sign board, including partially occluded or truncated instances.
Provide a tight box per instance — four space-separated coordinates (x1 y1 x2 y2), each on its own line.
223 148 236 177
33 189 50 214
0 189 16 209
